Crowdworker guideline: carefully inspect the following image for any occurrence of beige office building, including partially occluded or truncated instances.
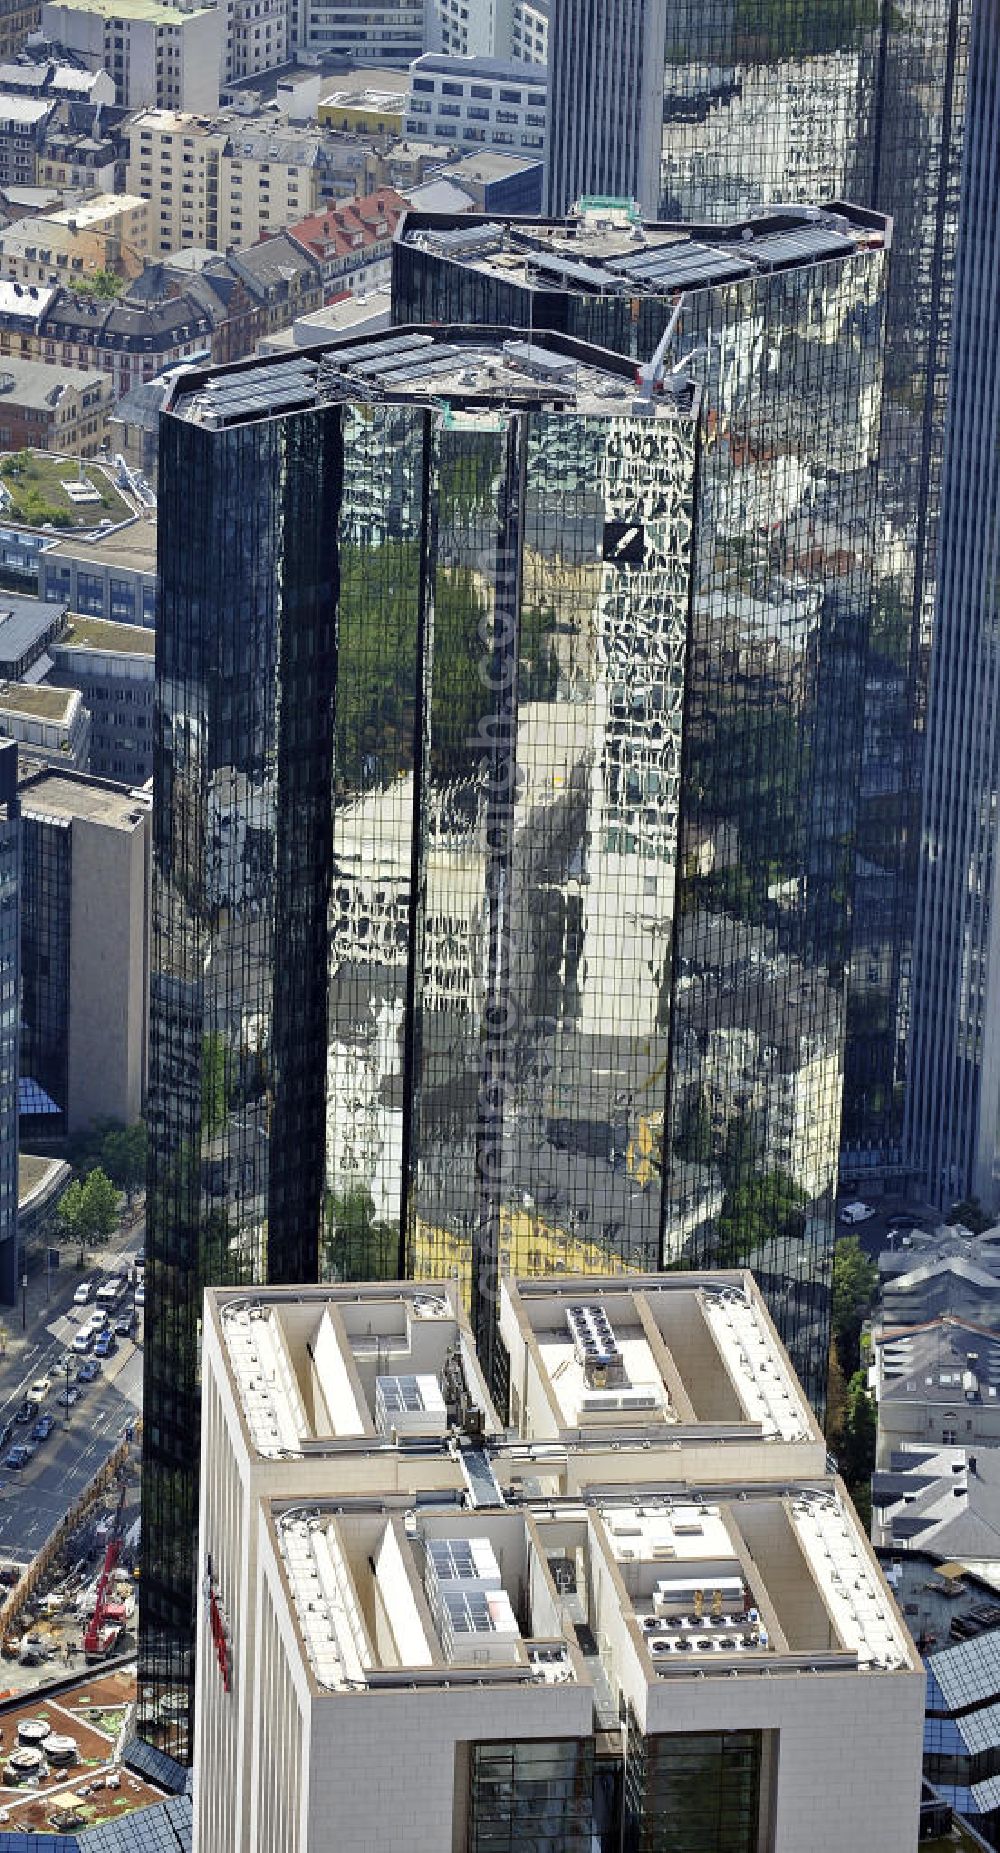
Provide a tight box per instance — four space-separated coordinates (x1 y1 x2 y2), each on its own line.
19 770 150 1131
193 1272 925 1853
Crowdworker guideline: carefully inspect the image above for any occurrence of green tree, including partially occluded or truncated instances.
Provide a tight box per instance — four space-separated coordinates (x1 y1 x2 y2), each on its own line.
57 1167 121 1264
56 1177 86 1261
832 1233 877 1377
946 1197 993 1235
839 1370 877 1528
81 1167 120 1245
99 1122 148 1204
72 268 124 300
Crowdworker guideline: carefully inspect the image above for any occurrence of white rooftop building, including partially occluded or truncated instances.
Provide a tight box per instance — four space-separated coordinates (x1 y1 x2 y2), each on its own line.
194 1271 924 1853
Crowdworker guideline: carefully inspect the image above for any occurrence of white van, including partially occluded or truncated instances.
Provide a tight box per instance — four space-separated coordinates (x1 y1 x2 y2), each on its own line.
838 1201 876 1226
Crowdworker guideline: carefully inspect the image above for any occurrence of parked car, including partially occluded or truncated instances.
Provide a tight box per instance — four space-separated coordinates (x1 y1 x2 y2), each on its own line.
64 1386 80 1407
838 1201 876 1225
5 1444 33 1469
135 1284 145 1308
76 1359 100 1384
114 1312 135 1339
31 1415 54 1443
73 1281 93 1305
71 1330 92 1354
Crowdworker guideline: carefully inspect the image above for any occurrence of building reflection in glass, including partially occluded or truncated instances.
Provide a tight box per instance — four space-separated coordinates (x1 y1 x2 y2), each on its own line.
542 0 973 1183
392 209 886 1402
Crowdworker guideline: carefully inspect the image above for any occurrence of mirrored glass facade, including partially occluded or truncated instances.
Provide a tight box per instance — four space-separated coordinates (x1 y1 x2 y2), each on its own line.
141 393 341 1756
145 279 885 1750
542 0 973 1176
0 740 17 1307
393 212 887 1401
907 1 1000 1212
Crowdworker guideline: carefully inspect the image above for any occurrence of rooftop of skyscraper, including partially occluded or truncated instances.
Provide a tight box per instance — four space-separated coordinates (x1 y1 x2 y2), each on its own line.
395 196 890 295
165 326 694 428
203 1273 914 1700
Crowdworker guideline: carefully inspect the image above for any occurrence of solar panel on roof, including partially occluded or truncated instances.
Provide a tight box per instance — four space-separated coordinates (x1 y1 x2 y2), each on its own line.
747 227 856 269
372 351 465 384
528 251 622 291
611 244 755 288
329 334 434 374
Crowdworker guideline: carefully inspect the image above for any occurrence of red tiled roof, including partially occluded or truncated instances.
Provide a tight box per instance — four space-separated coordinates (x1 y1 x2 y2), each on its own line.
286 188 408 262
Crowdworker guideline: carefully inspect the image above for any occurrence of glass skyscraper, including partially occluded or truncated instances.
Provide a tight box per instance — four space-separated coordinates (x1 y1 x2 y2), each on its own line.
542 0 973 1175
142 381 340 1754
145 213 885 1750
0 739 18 1308
393 204 886 1409
906 2 1000 1212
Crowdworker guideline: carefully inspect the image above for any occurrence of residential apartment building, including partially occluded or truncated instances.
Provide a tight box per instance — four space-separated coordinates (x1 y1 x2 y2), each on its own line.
285 186 406 298
47 611 154 782
226 229 320 335
143 226 887 1752
0 0 42 57
38 281 219 396
190 1272 924 1853
0 354 111 451
0 95 54 187
41 0 222 113
227 0 288 81
0 193 150 285
0 53 116 103
404 52 545 157
19 767 149 1133
125 108 324 254
872 1316 1000 1464
510 0 545 63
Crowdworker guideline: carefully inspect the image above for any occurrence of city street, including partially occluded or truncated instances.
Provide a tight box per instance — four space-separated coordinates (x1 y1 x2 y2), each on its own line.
0 1219 144 1569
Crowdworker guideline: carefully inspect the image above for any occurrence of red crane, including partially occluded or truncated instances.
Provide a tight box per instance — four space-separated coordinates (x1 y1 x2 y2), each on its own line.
83 1482 128 1660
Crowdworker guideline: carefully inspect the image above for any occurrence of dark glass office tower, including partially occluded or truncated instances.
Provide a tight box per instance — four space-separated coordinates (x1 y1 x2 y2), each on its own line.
906 2 1000 1212
542 0 973 1179
0 740 17 1308
145 243 885 1745
143 331 699 1757
389 201 886 1412
140 375 340 1755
